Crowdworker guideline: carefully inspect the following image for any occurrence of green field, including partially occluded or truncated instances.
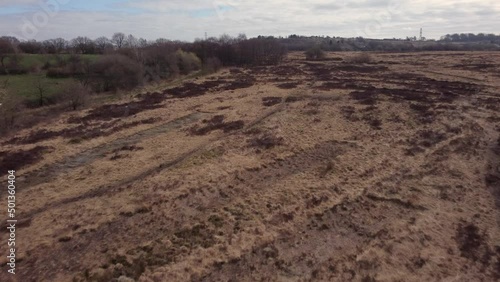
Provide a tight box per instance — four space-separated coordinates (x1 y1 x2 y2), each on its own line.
5 53 100 69
1 54 100 103
1 74 73 102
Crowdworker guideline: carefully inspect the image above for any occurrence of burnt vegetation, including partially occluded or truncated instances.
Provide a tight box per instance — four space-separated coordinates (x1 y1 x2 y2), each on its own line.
455 222 500 277
247 132 284 150
262 97 283 107
0 146 54 171
190 115 245 136
2 29 493 139
4 118 159 145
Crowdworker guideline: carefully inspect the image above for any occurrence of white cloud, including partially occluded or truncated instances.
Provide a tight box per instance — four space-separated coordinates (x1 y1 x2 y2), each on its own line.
0 0 499 41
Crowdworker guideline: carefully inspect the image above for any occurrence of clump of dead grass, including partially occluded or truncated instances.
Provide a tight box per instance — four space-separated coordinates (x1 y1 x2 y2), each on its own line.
190 115 245 135
346 53 372 64
248 132 284 149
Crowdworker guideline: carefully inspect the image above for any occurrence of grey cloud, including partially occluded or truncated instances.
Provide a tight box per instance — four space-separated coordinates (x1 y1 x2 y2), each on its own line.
0 0 498 41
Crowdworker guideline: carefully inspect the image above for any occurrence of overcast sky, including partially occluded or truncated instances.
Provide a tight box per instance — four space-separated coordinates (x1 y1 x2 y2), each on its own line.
0 0 499 41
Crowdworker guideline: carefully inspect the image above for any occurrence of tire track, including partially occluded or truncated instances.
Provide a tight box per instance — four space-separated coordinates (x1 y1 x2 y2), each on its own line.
19 104 287 221
21 113 204 189
17 136 359 282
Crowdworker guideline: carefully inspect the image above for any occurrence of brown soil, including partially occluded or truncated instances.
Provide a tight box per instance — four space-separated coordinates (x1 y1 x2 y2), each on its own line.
1 51 499 282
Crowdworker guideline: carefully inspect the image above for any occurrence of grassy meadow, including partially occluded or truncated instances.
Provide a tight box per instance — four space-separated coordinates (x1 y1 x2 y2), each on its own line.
1 54 100 104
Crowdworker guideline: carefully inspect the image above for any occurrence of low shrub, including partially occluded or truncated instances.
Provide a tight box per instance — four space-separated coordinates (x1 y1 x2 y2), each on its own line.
176 50 202 75
88 54 144 92
46 67 72 78
0 65 28 75
347 53 372 64
202 57 223 74
57 81 90 110
305 45 326 60
248 132 284 149
0 89 25 133
239 38 287 65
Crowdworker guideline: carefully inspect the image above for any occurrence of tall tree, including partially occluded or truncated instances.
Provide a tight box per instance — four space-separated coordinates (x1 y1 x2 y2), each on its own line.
0 39 15 67
125 34 139 48
95 36 112 54
71 37 95 54
52 38 68 53
18 40 43 54
138 38 149 48
0 39 14 67
112 32 126 49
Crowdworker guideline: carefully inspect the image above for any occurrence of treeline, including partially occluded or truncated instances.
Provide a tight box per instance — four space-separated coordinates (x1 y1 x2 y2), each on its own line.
277 34 500 52
1 33 159 55
0 32 286 62
440 33 500 43
0 32 287 88
0 32 287 105
0 33 287 133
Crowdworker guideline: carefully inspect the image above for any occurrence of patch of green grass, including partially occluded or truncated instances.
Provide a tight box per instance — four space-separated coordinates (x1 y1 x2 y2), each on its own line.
1 54 101 102
1 74 73 100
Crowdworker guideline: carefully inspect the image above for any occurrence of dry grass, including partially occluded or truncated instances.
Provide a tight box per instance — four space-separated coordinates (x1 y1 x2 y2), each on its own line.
2 51 500 282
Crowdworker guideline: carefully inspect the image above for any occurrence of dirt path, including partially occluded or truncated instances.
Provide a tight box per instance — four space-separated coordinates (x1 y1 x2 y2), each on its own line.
18 104 287 222
21 113 203 189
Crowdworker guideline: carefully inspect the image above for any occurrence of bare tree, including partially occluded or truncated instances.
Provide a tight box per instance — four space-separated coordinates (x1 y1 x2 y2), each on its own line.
71 36 95 54
44 38 68 54
0 39 15 68
112 32 126 49
0 36 20 46
237 33 248 42
0 86 24 132
218 34 234 45
59 81 89 110
95 36 112 53
34 76 48 107
155 38 169 45
18 40 43 54
125 34 139 49
42 40 57 54
52 38 68 53
138 38 149 48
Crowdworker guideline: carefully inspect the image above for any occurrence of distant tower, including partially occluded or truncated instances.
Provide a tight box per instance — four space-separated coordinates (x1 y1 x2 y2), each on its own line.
420 28 423 41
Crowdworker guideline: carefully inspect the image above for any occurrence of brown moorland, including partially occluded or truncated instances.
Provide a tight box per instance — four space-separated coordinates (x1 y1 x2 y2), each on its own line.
0 51 499 282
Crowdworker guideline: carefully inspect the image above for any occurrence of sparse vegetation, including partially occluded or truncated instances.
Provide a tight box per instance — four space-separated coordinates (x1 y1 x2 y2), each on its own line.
202 57 223 74
305 45 326 60
88 54 144 92
346 52 372 64
0 146 53 171
0 87 24 133
0 38 15 69
262 97 282 107
248 132 284 149
58 81 90 110
175 50 202 75
190 115 245 135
